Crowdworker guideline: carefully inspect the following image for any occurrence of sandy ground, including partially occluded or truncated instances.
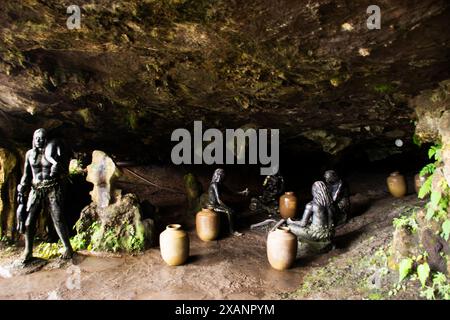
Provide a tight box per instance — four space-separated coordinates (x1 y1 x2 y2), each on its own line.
0 168 423 300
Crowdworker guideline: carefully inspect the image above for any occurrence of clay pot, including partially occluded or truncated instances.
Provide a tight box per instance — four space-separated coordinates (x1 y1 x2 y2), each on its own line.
196 208 220 241
387 172 407 198
267 226 297 271
414 173 426 194
279 192 297 219
160 224 189 266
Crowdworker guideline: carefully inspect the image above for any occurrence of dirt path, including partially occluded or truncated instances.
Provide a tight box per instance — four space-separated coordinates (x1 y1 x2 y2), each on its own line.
0 171 423 300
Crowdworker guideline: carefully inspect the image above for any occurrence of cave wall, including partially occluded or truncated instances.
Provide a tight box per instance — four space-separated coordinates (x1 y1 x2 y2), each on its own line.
391 80 450 276
414 80 450 185
0 0 449 161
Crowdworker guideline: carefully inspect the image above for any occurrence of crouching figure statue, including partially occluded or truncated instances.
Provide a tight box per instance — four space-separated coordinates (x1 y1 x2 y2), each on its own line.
249 171 285 216
286 181 335 256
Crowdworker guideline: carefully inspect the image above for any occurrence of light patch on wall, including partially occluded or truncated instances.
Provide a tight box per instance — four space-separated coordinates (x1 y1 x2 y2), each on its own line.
358 48 370 56
341 22 354 31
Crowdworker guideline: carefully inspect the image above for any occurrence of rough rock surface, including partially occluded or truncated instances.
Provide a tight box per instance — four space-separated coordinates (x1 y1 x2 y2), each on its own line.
414 80 450 184
0 148 18 238
75 151 154 252
398 80 450 275
0 0 449 160
76 191 155 252
86 150 121 208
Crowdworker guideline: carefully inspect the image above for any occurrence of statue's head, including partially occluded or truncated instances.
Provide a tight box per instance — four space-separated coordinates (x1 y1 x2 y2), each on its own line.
212 168 225 183
311 181 332 207
32 128 47 149
324 170 339 184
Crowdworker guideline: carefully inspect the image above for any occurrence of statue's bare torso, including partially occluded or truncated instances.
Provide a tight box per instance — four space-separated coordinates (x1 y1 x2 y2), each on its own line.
28 149 53 183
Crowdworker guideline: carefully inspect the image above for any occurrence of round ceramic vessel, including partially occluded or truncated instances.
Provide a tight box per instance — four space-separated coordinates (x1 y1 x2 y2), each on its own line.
279 192 297 219
267 226 297 271
387 171 407 198
160 224 189 266
196 208 220 241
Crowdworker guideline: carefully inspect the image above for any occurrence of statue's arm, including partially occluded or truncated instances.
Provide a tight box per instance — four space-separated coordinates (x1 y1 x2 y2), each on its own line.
333 182 343 202
45 140 61 177
212 184 225 206
17 152 32 203
223 184 249 196
299 204 313 226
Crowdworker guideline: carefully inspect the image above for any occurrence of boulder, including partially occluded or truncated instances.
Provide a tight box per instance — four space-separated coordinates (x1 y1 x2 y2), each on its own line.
74 151 154 253
86 150 121 208
388 227 420 271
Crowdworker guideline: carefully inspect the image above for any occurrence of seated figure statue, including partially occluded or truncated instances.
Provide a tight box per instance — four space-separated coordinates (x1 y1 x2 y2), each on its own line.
324 170 350 226
207 168 248 236
249 171 285 216
286 181 335 256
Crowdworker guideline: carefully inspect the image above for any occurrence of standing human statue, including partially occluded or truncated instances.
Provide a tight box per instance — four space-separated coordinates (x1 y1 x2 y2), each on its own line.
286 181 335 244
16 128 73 263
207 168 249 236
324 170 350 226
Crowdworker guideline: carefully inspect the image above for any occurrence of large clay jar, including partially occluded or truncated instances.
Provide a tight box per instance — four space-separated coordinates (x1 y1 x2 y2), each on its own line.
279 192 297 219
387 172 407 198
267 227 297 271
160 224 189 266
414 173 426 194
196 208 220 241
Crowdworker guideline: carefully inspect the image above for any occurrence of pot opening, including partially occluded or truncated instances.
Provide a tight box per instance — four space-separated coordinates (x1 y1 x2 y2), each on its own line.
278 226 290 232
167 224 181 230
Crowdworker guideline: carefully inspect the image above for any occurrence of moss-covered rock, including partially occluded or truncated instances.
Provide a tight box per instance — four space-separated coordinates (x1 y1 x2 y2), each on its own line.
75 191 154 253
388 227 420 271
183 173 203 214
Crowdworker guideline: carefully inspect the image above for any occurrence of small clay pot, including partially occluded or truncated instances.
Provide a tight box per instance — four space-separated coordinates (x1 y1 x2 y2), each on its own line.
159 224 189 266
279 192 297 219
387 172 407 198
414 173 427 194
196 208 220 241
267 226 297 271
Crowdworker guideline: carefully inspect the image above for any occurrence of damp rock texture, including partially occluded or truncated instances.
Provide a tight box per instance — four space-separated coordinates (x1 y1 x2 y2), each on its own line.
0 1 449 160
74 151 155 253
0 148 18 239
406 80 450 274
414 80 450 184
86 150 121 208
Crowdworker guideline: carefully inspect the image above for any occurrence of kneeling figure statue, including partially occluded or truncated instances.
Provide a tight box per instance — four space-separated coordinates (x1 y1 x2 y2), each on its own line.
249 171 285 216
286 181 335 256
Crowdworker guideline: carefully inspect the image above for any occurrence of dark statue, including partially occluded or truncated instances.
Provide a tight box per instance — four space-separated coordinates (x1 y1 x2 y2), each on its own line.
207 168 248 235
249 171 285 216
16 128 73 263
324 170 350 226
286 181 335 244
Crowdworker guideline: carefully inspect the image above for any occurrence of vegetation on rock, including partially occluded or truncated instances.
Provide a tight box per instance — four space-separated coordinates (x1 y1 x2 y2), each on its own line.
74 193 153 253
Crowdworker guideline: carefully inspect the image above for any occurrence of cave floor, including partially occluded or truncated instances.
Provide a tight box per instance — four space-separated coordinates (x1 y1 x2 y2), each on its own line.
0 170 425 300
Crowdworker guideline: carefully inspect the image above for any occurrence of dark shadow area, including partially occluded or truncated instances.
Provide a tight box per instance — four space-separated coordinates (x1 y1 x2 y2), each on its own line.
64 174 92 235
333 228 367 250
